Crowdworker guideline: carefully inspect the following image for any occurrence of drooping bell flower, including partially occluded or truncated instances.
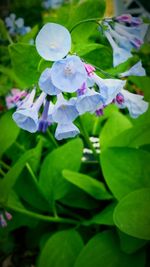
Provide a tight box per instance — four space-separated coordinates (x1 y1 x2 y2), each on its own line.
115 89 149 118
13 91 46 133
92 73 126 105
38 68 60 95
104 30 132 66
55 122 80 140
52 93 78 124
76 87 103 115
119 61 146 77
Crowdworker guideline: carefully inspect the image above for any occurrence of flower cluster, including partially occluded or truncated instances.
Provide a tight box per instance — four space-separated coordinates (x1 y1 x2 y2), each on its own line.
6 89 28 109
102 14 148 66
0 210 12 228
42 0 64 9
12 20 149 140
5 13 31 36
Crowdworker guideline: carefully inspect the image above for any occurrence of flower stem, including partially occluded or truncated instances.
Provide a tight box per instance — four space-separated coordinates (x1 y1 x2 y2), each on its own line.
79 117 98 161
47 129 59 148
0 160 10 171
70 18 101 33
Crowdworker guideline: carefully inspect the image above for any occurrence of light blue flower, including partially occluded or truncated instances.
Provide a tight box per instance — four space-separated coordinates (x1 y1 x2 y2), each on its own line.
115 22 148 40
119 61 146 77
5 13 31 36
52 94 78 123
42 0 64 9
76 87 103 115
50 55 87 92
114 23 145 49
92 73 126 104
106 24 133 52
55 122 80 140
35 23 71 61
115 89 149 118
104 31 132 66
39 68 60 95
13 92 46 133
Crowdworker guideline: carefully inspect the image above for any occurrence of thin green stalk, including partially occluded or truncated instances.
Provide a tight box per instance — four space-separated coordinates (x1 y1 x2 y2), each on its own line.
70 18 101 33
47 129 59 148
6 32 13 44
0 160 10 170
79 117 98 160
7 204 78 225
15 141 26 152
26 163 37 183
0 168 5 176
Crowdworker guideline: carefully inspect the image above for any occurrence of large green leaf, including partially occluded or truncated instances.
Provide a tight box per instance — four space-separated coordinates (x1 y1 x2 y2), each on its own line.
39 138 83 202
38 230 84 267
9 43 40 88
100 147 150 200
68 0 106 43
114 188 150 240
0 147 40 205
83 202 116 226
118 231 147 254
74 230 145 267
63 170 112 200
100 112 132 150
0 111 20 158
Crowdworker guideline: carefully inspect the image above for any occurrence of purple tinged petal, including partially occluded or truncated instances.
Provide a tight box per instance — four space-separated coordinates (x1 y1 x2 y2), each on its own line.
116 89 149 118
50 55 87 93
76 88 103 115
115 14 132 23
92 73 126 104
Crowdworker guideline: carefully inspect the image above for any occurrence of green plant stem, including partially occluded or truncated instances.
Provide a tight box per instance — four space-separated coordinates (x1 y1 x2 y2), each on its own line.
26 163 37 183
6 32 13 44
70 18 101 33
0 160 10 170
79 117 98 161
15 141 26 152
47 129 59 148
0 168 5 176
7 204 78 225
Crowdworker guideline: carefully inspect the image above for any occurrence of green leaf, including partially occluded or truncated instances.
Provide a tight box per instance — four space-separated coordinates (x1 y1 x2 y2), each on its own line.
0 148 40 205
9 43 40 88
109 122 150 148
39 138 83 202
63 170 112 200
14 168 50 212
0 111 20 158
7 191 77 225
0 19 8 40
100 112 133 150
74 230 146 267
114 188 150 240
118 231 147 254
83 202 116 226
82 46 112 70
38 230 84 267
100 147 150 200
